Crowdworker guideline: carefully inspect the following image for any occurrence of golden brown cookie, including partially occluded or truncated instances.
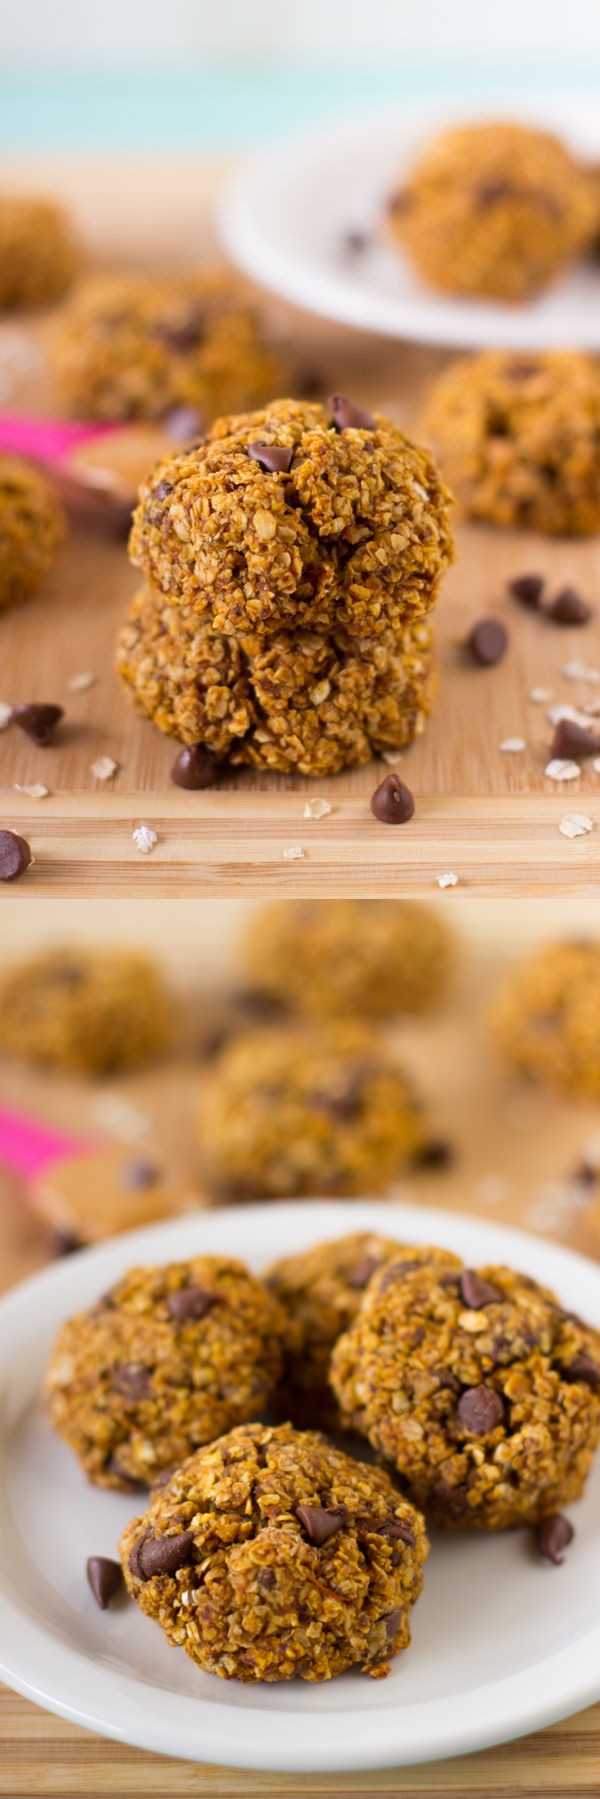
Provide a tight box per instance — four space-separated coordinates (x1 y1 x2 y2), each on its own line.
491 941 600 1099
0 194 79 308
0 455 64 610
242 900 454 1017
0 947 172 1073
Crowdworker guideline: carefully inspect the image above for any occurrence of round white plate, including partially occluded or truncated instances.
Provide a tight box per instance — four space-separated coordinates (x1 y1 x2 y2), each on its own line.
220 95 600 350
1 1199 600 1773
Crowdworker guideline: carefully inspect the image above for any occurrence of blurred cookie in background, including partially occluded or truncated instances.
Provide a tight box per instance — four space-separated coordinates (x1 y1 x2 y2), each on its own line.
491 940 600 1100
0 947 174 1074
241 899 455 1020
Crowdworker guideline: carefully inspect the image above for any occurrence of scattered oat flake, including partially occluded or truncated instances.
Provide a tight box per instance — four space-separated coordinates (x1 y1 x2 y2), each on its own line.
545 759 580 782
562 660 600 685
529 687 552 704
132 824 158 854
499 737 526 752
436 872 459 889
90 1093 151 1140
381 750 402 766
0 702 12 730
547 702 590 729
13 782 50 800
91 755 118 781
68 671 97 693
559 813 594 839
475 1173 511 1207
303 798 331 820
283 846 305 860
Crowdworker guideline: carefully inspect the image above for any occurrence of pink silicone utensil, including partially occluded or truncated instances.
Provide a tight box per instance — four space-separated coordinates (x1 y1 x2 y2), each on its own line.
0 1102 93 1183
0 409 174 522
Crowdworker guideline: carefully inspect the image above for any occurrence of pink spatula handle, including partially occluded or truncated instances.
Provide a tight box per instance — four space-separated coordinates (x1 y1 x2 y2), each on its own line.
0 411 114 471
0 1104 92 1182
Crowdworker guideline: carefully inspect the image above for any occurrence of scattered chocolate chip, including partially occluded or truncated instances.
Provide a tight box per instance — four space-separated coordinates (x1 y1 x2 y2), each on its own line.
170 745 220 789
113 1363 152 1399
167 1285 216 1323
122 1160 159 1189
296 1504 349 1546
550 718 600 761
86 1556 123 1610
383 1606 402 1642
460 1270 501 1309
0 830 32 882
152 480 173 501
457 1386 505 1435
416 1137 455 1171
370 772 415 825
546 586 591 626
247 441 294 475
508 573 545 609
256 1567 276 1589
534 1513 574 1566
466 619 508 666
12 702 64 746
163 405 203 442
342 229 370 255
347 1255 379 1290
329 393 376 432
563 1353 600 1389
51 1229 82 1257
571 1159 599 1188
133 1529 195 1581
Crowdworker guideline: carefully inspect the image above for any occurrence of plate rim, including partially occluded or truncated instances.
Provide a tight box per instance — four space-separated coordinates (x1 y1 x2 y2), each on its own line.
2 1197 600 1772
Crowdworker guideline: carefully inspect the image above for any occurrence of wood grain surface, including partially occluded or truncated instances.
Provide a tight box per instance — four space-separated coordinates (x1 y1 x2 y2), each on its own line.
1 898 600 1794
0 156 599 893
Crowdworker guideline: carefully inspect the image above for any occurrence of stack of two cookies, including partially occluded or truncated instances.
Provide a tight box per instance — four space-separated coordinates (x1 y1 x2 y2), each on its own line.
116 395 454 777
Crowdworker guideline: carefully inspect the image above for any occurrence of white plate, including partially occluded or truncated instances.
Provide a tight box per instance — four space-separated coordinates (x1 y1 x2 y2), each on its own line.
1 1199 600 1773
220 95 600 350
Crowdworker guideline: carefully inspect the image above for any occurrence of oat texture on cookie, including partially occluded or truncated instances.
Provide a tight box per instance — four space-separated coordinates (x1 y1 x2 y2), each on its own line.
119 1420 428 1681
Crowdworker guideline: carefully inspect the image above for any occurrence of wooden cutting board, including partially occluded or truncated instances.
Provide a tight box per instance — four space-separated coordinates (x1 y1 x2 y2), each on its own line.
0 156 599 895
1 896 600 1794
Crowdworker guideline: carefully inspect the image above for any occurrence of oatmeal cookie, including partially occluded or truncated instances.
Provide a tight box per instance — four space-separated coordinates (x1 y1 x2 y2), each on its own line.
197 1023 424 1200
0 947 172 1073
116 584 434 775
46 1257 287 1490
266 1234 461 1427
129 396 454 640
0 194 79 309
491 941 600 1100
0 455 64 610
243 900 454 1018
388 122 596 301
422 351 600 535
331 1259 600 1529
53 270 286 423
119 1420 428 1681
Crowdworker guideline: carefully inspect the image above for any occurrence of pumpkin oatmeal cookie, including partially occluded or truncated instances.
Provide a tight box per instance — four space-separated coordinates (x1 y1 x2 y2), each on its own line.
242 900 453 1018
53 270 286 423
0 455 64 610
0 947 171 1073
116 584 434 775
388 122 596 301
422 351 600 535
491 941 600 1100
330 1259 600 1529
0 194 79 309
46 1257 287 1491
266 1234 461 1427
129 396 454 640
119 1420 428 1682
197 1023 424 1201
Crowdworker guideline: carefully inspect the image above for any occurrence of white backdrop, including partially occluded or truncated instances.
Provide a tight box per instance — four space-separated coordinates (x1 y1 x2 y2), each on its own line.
1 0 599 69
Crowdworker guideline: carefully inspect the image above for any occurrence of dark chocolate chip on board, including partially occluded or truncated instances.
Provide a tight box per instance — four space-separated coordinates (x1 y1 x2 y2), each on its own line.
546 585 591 626
550 718 600 762
86 1555 123 1610
0 830 32 881
12 702 64 745
370 773 415 824
171 745 220 789
466 619 508 666
534 1513 574 1566
507 573 545 610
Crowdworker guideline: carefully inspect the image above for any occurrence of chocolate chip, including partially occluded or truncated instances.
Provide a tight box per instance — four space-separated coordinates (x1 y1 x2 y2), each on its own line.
432 1478 469 1517
437 1369 462 1393
342 229 370 255
171 745 220 789
152 480 173 501
379 1258 424 1293
347 1255 379 1290
133 1529 195 1581
460 1270 501 1309
383 1606 402 1642
0 830 32 881
247 441 293 475
113 1363 152 1399
51 1229 82 1257
508 573 545 609
478 179 514 205
457 1386 505 1434
154 305 205 353
546 586 591 626
12 702 64 746
122 1160 159 1189
106 1455 146 1492
562 1353 600 1389
86 1555 123 1610
370 773 415 824
164 405 203 442
361 1517 415 1546
329 394 376 432
466 619 508 666
550 718 599 761
571 1159 599 1188
295 1504 348 1546
387 189 410 216
534 1513 574 1566
505 362 540 383
257 1567 276 1589
415 1137 455 1170
151 1464 177 1490
167 1285 216 1323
